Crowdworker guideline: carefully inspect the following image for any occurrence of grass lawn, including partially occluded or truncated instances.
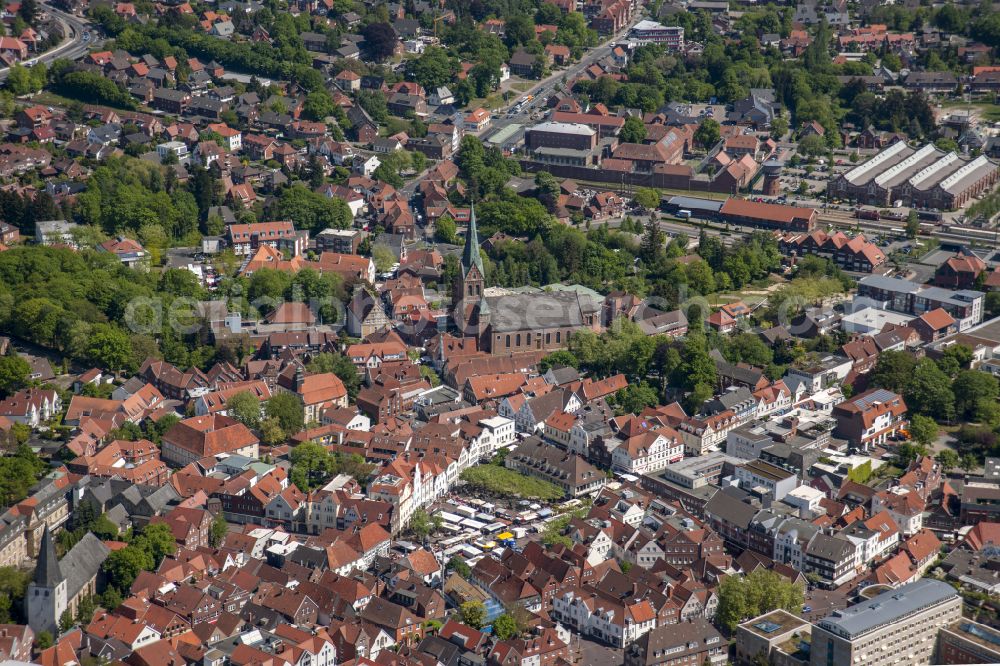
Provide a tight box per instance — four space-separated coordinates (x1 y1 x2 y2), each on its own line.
31 91 83 108
468 93 507 111
939 100 1000 123
701 275 784 307
912 236 940 261
510 81 534 92
459 465 564 501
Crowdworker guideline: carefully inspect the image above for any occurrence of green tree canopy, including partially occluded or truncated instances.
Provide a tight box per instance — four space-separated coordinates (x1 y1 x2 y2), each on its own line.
0 356 30 398
270 184 352 234
458 601 487 629
209 512 228 547
620 116 647 144
905 359 955 422
435 215 458 245
266 392 305 437
289 441 334 491
492 614 519 640
936 448 959 473
135 523 177 566
715 569 804 632
908 414 938 447
633 188 660 211
694 118 720 148
447 556 471 577
953 370 999 421
226 390 262 430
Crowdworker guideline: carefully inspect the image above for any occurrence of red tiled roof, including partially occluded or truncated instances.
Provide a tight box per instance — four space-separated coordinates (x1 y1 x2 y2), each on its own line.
917 307 955 331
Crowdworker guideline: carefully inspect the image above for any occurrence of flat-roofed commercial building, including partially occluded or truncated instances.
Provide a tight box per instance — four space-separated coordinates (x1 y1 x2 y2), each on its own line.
959 481 1000 524
628 20 685 51
529 146 601 167
829 141 1000 209
938 619 1000 664
736 609 812 666
664 195 725 219
486 123 524 154
809 579 961 666
857 274 984 331
647 451 742 490
524 121 596 152
734 459 798 500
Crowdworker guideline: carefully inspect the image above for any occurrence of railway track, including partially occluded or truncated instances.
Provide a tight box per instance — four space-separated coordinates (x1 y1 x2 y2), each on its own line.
817 210 1000 248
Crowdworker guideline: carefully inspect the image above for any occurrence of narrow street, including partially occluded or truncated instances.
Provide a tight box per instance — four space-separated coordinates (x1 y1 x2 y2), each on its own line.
484 17 643 139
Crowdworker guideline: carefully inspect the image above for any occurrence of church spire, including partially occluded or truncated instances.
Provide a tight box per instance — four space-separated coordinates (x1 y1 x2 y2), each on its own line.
462 203 484 277
34 525 62 588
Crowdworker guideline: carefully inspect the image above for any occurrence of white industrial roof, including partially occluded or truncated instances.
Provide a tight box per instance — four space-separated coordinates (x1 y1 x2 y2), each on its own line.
528 121 596 136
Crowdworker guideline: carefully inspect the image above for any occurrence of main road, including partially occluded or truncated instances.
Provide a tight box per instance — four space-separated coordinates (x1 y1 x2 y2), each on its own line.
0 3 93 81
484 17 644 139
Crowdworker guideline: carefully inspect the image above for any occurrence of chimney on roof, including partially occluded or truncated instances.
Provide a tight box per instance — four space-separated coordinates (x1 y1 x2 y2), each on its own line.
295 365 304 392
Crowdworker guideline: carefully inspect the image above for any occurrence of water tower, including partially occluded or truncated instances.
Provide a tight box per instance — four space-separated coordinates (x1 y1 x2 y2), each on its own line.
762 159 783 197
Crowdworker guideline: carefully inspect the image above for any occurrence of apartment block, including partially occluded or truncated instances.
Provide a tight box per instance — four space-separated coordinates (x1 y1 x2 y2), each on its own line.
808 579 961 666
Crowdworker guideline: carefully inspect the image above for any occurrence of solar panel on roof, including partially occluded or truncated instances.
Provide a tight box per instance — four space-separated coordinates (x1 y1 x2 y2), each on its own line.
853 388 896 409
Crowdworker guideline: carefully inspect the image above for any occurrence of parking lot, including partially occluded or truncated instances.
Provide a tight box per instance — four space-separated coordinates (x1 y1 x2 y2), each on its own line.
801 577 866 623
575 634 624 664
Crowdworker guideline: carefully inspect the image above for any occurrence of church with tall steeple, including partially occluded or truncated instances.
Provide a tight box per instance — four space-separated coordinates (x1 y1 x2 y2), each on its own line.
26 526 66 634
26 525 110 634
451 204 489 337
448 204 603 354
